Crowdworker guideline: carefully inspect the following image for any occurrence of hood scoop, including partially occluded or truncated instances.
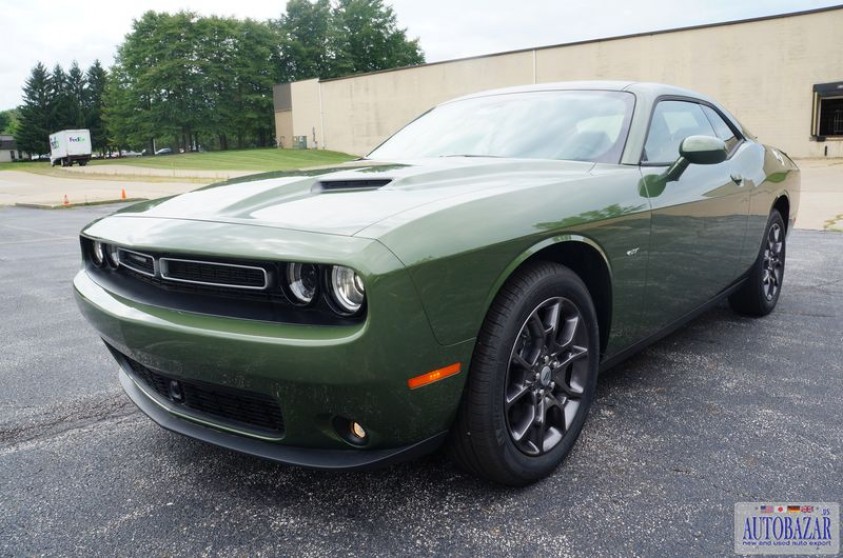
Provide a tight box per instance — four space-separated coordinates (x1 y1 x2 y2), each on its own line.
313 178 392 193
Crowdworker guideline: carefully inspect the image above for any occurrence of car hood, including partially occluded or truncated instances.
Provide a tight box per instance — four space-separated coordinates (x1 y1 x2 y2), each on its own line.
110 158 597 237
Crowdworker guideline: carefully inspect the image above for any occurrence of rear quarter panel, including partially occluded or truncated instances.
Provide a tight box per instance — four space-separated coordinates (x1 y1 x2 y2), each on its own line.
741 145 800 271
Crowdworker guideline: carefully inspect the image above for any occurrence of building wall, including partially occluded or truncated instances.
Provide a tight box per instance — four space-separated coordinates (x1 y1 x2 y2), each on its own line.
279 7 843 158
274 110 293 148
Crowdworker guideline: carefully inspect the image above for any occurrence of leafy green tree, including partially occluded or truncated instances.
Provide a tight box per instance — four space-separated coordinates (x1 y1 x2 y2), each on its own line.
273 0 424 81
194 15 240 150
329 0 424 77
116 11 226 152
230 19 279 148
107 11 279 152
100 5 423 152
102 64 147 151
274 0 333 82
15 62 53 155
0 112 9 135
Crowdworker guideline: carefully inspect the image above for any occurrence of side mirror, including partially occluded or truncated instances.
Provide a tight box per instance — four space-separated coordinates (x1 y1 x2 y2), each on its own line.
662 135 728 182
679 135 728 165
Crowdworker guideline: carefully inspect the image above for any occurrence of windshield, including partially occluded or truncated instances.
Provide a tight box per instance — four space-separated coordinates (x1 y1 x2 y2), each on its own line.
368 90 635 163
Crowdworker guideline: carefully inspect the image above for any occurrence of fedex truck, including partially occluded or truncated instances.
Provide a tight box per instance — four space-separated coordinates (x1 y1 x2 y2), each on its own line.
49 129 92 167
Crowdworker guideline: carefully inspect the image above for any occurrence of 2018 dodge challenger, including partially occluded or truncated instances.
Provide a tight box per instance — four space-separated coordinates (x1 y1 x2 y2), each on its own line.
74 82 799 485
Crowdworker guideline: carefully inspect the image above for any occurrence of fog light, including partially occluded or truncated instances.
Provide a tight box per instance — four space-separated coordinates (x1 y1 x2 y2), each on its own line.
334 416 368 445
350 421 367 440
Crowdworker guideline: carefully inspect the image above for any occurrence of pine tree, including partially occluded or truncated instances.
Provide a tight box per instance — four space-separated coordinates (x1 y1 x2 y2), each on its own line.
49 64 75 131
15 63 53 155
66 61 87 128
85 60 108 152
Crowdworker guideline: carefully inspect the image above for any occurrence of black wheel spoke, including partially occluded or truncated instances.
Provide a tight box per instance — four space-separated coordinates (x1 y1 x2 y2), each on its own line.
551 315 579 355
505 382 531 409
528 314 544 342
512 351 533 370
531 397 548 453
510 397 537 444
543 301 561 347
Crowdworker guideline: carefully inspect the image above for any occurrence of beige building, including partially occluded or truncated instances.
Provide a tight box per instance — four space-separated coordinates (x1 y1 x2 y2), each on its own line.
274 6 843 159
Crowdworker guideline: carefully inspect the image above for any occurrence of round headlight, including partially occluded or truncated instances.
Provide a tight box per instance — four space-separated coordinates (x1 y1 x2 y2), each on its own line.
91 241 105 266
105 244 119 268
285 262 319 305
329 266 365 315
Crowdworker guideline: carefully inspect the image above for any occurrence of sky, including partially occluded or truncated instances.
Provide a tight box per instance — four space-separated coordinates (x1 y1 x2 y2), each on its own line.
0 0 840 111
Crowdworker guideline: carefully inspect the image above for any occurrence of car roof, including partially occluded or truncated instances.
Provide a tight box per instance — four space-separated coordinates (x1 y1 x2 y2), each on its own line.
447 80 715 103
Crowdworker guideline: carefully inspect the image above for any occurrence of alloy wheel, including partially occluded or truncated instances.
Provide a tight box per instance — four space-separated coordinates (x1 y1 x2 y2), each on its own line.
505 297 590 456
762 222 784 301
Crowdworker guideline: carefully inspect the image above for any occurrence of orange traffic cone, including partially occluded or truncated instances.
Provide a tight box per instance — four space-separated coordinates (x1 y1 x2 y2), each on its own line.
63 194 69 206
121 188 127 200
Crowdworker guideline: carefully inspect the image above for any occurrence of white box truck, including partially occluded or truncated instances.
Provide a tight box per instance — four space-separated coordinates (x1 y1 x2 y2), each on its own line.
49 129 92 167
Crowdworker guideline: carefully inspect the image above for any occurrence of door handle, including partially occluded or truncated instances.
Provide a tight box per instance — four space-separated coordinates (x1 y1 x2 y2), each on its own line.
731 173 744 186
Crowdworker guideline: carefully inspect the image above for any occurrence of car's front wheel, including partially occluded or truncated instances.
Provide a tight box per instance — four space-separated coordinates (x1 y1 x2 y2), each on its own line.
449 262 599 485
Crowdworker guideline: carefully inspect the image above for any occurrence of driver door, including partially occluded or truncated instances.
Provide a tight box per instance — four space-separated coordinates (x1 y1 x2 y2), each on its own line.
639 99 750 332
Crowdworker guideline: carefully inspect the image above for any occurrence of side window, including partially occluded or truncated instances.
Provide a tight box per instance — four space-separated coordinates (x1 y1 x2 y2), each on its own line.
643 100 717 163
701 105 740 153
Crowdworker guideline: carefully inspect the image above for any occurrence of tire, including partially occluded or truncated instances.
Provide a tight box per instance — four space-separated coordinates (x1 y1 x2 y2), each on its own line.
78 160 88 167
729 209 786 317
448 261 600 486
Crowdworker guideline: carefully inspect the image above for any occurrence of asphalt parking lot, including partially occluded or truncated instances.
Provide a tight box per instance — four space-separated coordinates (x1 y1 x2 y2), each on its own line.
1 204 841 558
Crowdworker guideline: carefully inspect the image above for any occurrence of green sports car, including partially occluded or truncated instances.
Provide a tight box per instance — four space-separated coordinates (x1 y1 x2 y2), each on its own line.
74 81 799 485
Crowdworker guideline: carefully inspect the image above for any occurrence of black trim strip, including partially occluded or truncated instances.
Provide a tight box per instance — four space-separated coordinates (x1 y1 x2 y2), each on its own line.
599 277 746 373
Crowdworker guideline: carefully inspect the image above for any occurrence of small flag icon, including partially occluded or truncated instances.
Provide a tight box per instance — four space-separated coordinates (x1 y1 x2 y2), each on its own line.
775 506 786 513
801 505 814 513
788 505 801 513
760 505 773 513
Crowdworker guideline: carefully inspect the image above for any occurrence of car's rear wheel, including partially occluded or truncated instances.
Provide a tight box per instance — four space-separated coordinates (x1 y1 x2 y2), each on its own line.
449 262 599 485
729 209 786 316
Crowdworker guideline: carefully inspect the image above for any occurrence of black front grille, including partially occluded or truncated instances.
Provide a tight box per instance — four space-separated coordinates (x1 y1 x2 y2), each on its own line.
161 258 267 288
118 249 155 276
122 354 284 436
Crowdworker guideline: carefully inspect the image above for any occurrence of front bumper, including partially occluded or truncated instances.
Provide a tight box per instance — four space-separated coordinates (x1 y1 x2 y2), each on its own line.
119 368 447 469
74 262 473 466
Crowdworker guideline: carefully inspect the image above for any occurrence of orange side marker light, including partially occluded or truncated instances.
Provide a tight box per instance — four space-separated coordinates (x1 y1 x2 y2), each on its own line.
407 363 461 390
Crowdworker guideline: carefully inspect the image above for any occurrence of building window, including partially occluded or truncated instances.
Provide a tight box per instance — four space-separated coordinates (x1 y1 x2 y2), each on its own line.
812 81 843 139
818 98 843 137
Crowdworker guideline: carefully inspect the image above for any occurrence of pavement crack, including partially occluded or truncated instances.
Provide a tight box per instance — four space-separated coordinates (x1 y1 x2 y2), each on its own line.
0 392 138 448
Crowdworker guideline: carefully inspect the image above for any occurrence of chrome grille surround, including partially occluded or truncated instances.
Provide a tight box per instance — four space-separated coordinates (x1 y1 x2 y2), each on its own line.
158 257 269 290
